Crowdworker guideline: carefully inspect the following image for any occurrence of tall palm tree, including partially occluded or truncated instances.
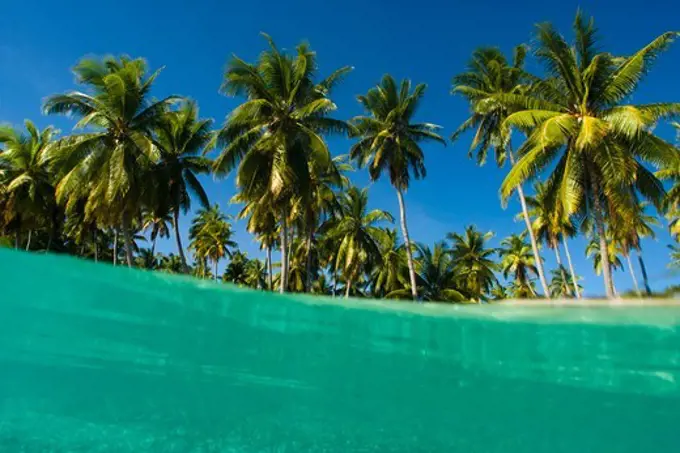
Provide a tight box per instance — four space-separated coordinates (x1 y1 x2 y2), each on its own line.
499 232 537 298
188 205 237 280
451 45 551 298
448 225 499 302
141 209 171 256
43 56 178 267
523 182 580 298
350 74 446 301
0 121 58 250
328 187 392 297
212 35 352 293
388 242 466 302
154 100 213 272
500 13 680 298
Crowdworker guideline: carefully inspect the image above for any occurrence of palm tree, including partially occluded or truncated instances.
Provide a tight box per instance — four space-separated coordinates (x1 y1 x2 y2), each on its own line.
223 251 249 285
154 100 212 272
610 200 659 296
524 182 580 298
135 248 158 270
370 228 409 298
141 210 171 256
499 233 537 298
245 258 267 289
549 268 583 298
159 253 185 273
500 13 680 298
586 232 624 295
388 242 466 302
0 121 58 250
448 225 498 302
212 35 352 293
328 187 392 298
43 56 178 267
451 45 551 298
350 74 446 301
188 205 237 280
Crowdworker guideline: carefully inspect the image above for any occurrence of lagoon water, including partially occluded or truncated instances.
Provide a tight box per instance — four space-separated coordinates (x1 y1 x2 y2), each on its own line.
1 250 679 452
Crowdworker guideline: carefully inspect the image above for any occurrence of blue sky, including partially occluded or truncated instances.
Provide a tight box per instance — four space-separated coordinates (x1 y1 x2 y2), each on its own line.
2 0 679 296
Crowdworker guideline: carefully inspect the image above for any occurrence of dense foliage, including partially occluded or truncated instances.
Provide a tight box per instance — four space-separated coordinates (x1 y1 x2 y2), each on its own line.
1 15 679 301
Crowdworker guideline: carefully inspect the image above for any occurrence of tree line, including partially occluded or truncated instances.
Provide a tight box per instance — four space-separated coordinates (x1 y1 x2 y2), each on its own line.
1 12 679 301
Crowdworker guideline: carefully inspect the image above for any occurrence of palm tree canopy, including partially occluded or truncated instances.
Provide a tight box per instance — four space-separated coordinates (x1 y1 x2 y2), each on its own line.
350 74 446 191
43 56 180 223
500 14 680 217
212 35 352 204
448 225 499 300
327 187 392 280
0 121 57 228
154 100 213 215
451 45 533 166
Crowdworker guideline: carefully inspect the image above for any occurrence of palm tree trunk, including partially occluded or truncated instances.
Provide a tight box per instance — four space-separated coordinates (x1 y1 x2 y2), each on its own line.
121 214 134 268
396 189 418 301
266 245 273 291
151 236 157 257
586 163 615 299
305 228 314 292
113 230 118 266
552 240 570 297
637 248 652 296
214 259 218 282
279 207 289 293
173 210 189 273
94 230 98 263
509 151 550 299
25 230 32 251
345 278 352 298
14 231 19 250
625 252 641 296
562 237 581 299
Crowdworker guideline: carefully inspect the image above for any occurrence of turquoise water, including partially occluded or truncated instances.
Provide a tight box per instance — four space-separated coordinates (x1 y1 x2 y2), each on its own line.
1 250 679 452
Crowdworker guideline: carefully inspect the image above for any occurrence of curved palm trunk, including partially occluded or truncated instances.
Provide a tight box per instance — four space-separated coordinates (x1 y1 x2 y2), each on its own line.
173 210 189 274
587 164 615 299
396 189 418 301
562 237 581 299
214 259 219 282
279 207 289 294
516 184 550 298
151 236 157 257
113 230 118 266
266 245 273 291
625 252 641 296
637 248 652 296
25 230 32 251
508 152 550 299
121 214 134 268
552 240 570 297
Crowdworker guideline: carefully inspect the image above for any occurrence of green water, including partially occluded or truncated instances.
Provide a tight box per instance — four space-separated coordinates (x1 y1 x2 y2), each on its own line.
1 250 679 452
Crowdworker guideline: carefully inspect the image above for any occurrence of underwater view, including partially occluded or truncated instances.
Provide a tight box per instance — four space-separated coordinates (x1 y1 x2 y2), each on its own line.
1 250 679 452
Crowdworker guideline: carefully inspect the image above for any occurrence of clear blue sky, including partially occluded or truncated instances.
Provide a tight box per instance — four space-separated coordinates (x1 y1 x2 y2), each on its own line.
2 0 679 296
